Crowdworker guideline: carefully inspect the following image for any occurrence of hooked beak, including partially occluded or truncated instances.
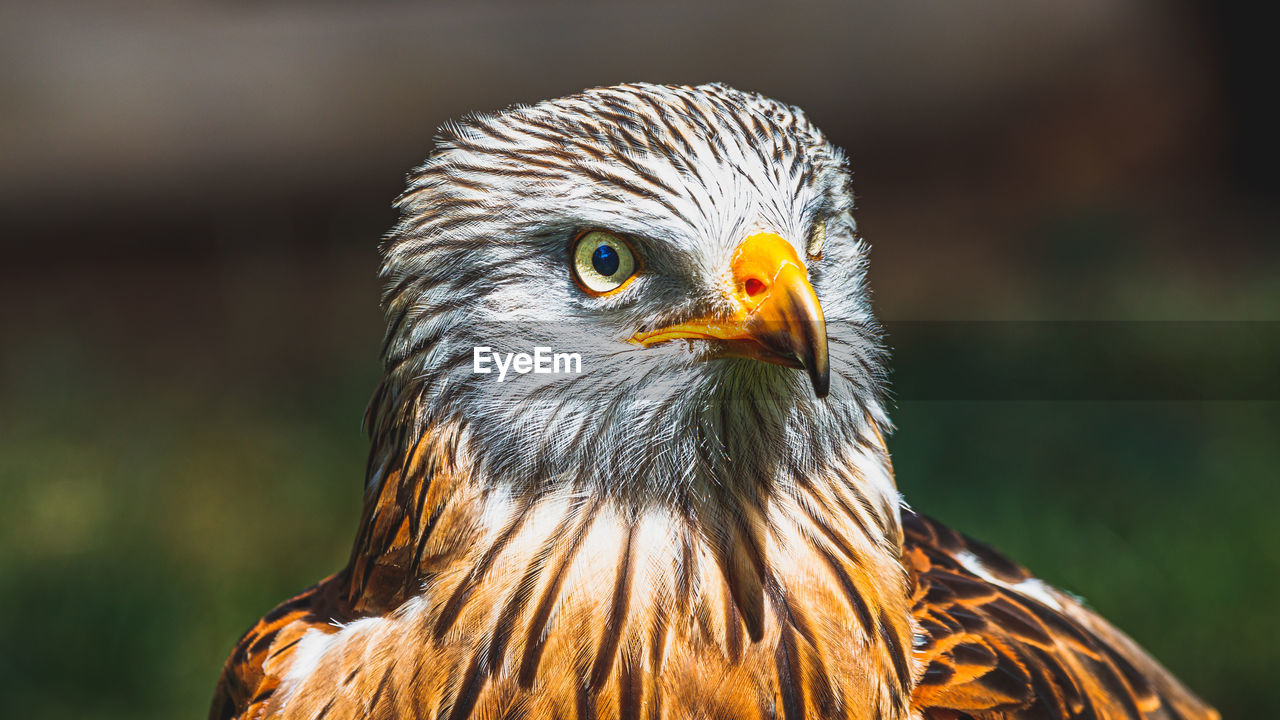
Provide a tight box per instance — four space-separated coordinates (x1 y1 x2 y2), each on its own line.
630 232 830 398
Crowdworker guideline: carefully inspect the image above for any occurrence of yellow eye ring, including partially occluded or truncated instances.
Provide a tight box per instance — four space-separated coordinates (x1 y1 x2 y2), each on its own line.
572 230 638 294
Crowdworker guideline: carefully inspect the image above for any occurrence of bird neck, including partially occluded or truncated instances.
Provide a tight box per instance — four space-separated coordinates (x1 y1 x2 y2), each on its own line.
342 406 907 615
335 414 914 718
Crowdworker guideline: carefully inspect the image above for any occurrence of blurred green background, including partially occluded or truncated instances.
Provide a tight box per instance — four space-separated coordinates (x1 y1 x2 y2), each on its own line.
1 2 1276 718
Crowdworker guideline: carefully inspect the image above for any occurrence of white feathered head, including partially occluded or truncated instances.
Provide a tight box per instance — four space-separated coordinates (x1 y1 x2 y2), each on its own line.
371 83 888 504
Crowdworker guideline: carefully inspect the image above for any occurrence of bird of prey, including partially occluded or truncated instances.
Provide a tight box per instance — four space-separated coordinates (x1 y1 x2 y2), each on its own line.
210 83 1217 720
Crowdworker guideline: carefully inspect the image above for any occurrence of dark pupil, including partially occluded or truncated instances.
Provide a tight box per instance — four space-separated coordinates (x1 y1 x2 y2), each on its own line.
591 243 620 276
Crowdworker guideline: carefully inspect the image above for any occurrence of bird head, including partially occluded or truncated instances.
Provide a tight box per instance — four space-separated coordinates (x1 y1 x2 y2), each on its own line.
373 83 888 504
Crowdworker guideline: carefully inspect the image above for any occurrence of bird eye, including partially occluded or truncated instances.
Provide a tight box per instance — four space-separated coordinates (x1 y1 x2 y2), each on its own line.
806 218 826 259
572 230 637 294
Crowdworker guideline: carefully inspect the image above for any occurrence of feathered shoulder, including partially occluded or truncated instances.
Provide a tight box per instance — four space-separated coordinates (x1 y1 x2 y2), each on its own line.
903 510 1218 720
208 577 348 720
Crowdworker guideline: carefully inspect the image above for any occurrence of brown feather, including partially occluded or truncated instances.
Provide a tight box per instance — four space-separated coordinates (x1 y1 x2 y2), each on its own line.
210 426 916 720
904 510 1219 720
210 408 1217 720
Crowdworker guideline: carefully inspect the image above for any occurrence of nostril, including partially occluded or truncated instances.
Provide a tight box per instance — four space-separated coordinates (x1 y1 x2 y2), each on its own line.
743 277 767 297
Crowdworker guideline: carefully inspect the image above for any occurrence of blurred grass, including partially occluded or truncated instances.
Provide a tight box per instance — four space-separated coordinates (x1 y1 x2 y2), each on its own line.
0 334 371 718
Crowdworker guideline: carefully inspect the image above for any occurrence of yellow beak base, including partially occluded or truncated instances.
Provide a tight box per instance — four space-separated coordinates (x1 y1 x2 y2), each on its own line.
630 233 830 398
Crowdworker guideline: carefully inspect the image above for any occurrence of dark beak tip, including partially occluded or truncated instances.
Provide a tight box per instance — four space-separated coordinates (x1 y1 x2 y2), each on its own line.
804 332 830 400
809 366 831 399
